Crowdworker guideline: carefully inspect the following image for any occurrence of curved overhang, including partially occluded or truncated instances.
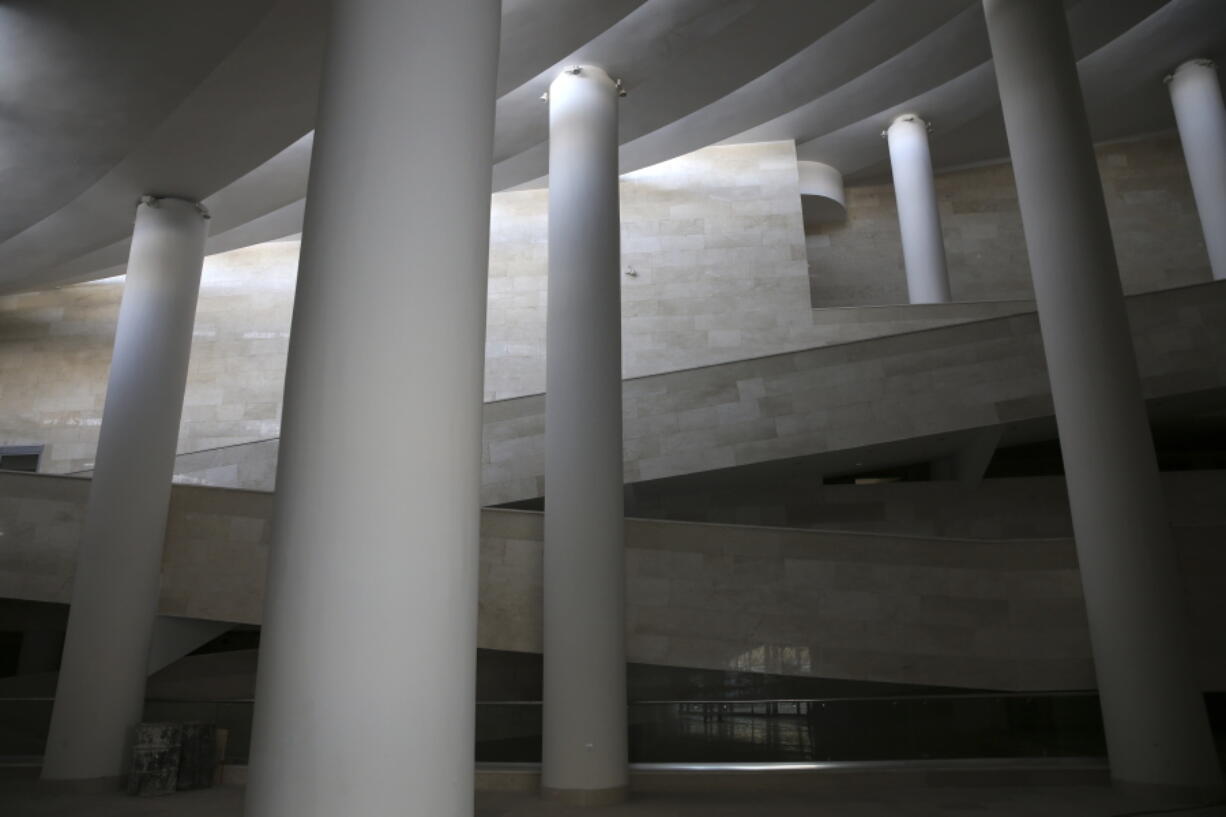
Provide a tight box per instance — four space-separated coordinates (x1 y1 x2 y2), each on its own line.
1 0 1223 294
797 161 847 227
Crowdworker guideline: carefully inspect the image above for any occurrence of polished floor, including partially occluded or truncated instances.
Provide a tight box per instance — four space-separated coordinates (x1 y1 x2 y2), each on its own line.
2 783 1225 817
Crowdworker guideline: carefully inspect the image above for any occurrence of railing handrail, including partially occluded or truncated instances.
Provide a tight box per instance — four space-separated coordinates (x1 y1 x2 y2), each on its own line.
478 691 1099 706
63 435 282 475
0 691 1101 706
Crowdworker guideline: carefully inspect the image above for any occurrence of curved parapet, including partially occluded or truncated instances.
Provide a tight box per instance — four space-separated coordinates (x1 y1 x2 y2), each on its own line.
797 160 847 227
2 472 1224 691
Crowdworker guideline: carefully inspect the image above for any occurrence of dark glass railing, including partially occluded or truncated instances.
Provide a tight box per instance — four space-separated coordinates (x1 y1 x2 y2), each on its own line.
3 691 1221 766
476 693 1110 764
0 691 1111 766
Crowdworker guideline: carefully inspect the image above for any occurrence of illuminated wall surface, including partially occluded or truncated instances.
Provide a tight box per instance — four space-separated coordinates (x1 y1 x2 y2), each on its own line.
0 135 1207 476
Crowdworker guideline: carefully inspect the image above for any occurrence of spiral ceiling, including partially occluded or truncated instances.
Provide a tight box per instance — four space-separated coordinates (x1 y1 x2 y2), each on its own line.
0 0 1222 293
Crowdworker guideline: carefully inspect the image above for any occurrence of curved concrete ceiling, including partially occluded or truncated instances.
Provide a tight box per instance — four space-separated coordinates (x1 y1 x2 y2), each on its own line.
0 0 278 244
1 0 1223 293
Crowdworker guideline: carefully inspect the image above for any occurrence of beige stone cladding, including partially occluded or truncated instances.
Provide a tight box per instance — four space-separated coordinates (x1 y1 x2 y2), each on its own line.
5 276 1222 506
0 142 817 468
0 135 1207 484
808 133 1211 306
3 472 1223 692
0 240 295 475
480 279 1226 506
485 140 815 400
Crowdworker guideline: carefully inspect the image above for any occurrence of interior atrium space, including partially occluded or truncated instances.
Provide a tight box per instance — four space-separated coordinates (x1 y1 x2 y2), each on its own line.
2 1 1226 815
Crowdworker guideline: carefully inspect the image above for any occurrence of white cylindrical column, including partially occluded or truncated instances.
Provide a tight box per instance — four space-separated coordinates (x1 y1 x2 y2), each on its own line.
984 0 1223 800
243 2 500 816
42 196 208 782
886 114 952 303
542 64 628 806
1167 59 1226 280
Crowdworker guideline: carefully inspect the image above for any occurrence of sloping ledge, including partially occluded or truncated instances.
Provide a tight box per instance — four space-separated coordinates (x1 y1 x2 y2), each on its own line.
480 279 1226 504
1 472 1223 691
82 300 1039 495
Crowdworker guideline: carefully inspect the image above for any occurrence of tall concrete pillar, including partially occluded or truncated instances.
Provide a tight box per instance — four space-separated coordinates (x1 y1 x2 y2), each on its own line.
983 0 1223 800
1167 59 1226 280
42 196 208 782
542 64 628 806
243 2 500 816
885 114 952 303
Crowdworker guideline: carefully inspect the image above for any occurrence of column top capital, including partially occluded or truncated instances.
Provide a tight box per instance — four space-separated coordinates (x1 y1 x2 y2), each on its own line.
882 113 933 139
542 64 625 102
138 195 210 220
1164 58 1216 85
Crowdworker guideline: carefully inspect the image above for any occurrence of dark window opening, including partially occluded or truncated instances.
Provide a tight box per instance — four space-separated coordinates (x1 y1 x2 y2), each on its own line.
0 445 42 473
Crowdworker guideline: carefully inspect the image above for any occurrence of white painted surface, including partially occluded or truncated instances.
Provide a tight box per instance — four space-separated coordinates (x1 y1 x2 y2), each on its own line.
542 65 629 802
1168 59 1226 281
798 161 847 206
243 2 501 816
798 160 847 225
886 114 951 303
985 0 1222 798
6 1 1224 293
43 197 208 780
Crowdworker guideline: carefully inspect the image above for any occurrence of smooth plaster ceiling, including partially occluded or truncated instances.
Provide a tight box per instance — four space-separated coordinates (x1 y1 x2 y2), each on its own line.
1 0 1223 293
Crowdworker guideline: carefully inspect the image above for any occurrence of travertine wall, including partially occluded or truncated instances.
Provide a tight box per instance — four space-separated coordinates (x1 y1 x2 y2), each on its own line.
0 135 1211 477
480 280 1226 506
483 142 1034 401
809 133 1211 306
0 140 1014 474
3 473 1223 691
485 140 813 399
51 276 1226 502
0 241 295 474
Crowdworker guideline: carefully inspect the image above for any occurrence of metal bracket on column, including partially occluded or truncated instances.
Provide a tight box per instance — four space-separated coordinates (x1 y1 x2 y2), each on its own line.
541 65 627 99
882 113 933 139
138 194 211 220
1164 57 1216 85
